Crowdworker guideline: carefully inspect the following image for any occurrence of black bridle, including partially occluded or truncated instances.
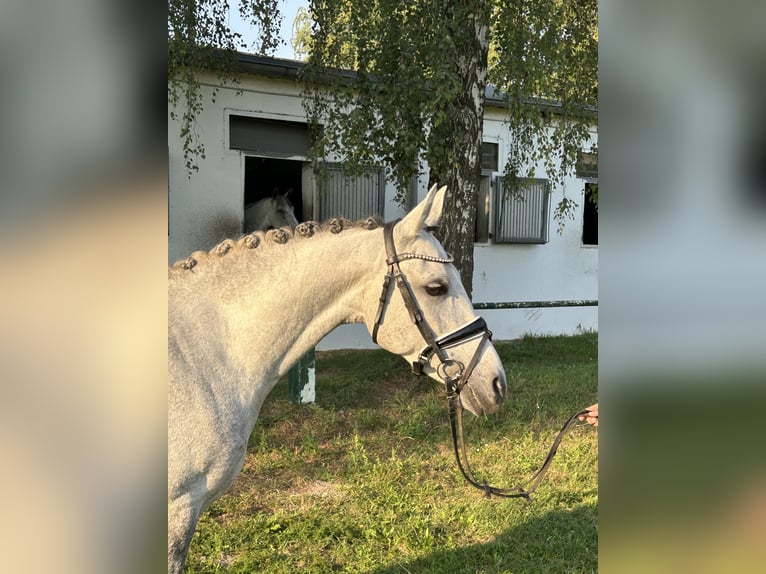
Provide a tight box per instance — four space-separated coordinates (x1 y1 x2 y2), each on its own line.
372 219 588 500
372 220 492 389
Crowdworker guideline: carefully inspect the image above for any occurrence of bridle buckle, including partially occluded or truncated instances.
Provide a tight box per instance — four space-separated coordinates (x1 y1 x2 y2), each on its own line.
436 359 465 386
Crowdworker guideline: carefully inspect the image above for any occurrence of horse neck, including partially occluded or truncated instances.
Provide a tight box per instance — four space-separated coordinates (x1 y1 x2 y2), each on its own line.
245 200 271 230
212 227 385 378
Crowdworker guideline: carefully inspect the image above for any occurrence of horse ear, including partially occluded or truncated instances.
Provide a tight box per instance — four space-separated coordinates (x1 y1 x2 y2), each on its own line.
284 188 293 198
271 187 280 199
397 184 447 236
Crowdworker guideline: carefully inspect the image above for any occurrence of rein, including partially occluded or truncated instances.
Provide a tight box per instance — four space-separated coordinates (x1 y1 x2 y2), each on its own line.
373 219 588 500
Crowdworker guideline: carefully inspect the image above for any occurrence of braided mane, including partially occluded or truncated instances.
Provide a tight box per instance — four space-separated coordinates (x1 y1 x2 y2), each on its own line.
169 216 384 277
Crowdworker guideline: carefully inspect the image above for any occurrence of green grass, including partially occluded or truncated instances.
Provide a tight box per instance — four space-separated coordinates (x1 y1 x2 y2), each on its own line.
185 333 598 573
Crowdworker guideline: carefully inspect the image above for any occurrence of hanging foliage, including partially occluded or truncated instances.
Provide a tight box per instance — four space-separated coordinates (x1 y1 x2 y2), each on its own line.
168 0 282 175
167 0 597 293
301 0 596 294
490 0 598 203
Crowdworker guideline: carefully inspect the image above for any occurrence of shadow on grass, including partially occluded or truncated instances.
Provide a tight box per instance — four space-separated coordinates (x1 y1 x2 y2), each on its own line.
254 336 598 480
363 505 598 574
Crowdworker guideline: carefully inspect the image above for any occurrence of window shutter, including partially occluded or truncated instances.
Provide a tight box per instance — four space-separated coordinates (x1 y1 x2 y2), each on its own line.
317 164 385 221
494 178 551 244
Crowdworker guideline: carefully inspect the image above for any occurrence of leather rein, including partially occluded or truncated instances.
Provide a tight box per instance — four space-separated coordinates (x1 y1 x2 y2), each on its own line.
372 219 588 500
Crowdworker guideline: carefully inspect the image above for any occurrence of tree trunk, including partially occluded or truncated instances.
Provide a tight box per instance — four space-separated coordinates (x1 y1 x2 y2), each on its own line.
428 0 489 299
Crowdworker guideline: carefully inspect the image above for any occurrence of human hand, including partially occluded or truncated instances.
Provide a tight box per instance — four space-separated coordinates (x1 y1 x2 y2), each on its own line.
579 403 598 427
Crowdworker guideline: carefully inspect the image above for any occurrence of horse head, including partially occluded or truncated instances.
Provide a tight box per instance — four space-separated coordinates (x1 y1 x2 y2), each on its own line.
271 188 300 229
244 188 299 232
365 185 507 416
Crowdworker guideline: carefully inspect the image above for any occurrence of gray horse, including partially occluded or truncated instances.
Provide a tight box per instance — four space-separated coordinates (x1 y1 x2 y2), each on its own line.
168 185 507 573
243 188 299 232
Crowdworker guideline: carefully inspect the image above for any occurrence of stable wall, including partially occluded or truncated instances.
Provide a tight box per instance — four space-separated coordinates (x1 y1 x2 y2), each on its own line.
169 67 597 348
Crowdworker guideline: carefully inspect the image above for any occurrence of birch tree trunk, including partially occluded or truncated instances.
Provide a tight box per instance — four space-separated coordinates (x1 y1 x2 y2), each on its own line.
428 0 490 299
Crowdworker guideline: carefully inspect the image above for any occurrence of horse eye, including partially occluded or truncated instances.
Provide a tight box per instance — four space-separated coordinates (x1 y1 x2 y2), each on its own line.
425 283 448 297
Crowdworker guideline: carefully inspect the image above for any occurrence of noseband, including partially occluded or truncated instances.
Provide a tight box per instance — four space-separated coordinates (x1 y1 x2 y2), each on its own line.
372 219 588 500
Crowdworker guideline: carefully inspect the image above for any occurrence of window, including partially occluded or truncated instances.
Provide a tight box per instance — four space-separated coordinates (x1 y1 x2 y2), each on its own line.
481 142 499 172
494 178 551 244
316 164 385 220
582 182 598 245
576 151 598 179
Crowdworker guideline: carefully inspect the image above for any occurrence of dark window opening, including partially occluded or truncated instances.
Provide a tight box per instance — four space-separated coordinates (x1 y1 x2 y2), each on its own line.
244 157 305 231
582 182 598 246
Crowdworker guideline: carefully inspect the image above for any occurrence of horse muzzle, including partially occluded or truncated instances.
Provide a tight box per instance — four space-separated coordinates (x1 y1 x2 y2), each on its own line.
412 316 506 415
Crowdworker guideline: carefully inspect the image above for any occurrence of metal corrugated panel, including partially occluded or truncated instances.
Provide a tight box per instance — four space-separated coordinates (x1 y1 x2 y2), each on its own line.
494 178 550 244
318 165 384 221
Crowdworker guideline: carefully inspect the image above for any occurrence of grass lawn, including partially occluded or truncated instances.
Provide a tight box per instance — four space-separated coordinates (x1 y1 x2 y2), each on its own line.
185 333 598 573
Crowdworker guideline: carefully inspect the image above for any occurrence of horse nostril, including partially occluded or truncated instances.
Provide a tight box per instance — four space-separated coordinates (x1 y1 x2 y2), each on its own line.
493 376 506 403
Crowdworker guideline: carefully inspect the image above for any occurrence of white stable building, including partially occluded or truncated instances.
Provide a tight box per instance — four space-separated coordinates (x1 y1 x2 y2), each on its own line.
168 53 598 350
